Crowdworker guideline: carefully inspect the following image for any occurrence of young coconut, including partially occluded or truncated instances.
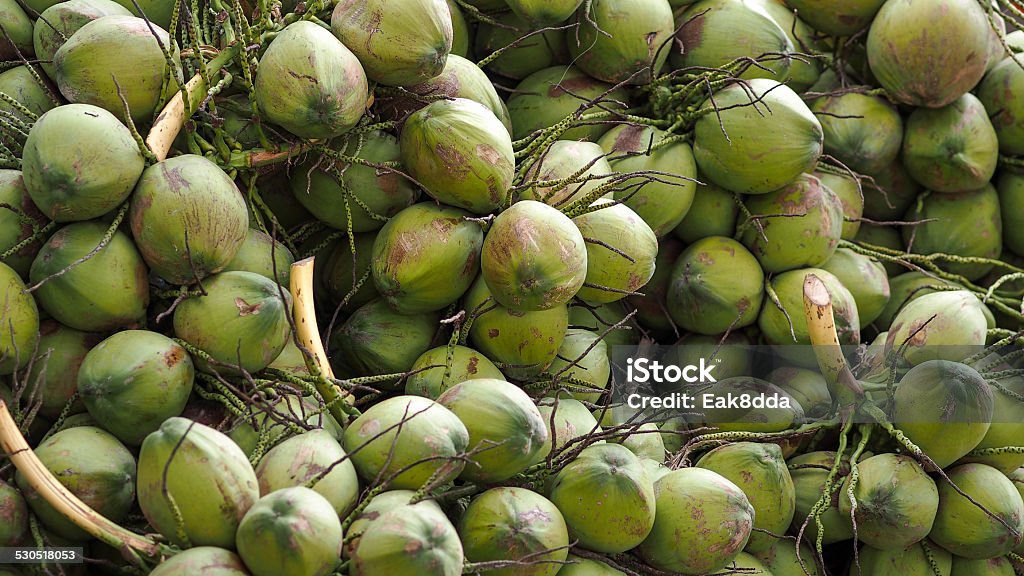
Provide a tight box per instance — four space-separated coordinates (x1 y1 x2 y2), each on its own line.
436 379 548 483
902 93 998 193
342 396 469 490
254 21 368 139
837 453 939 550
0 261 39 375
930 463 1024 559
891 360 993 469
548 444 656 554
401 98 514 214
458 487 569 576
637 467 754 575
235 487 343 576
572 200 658 305
137 418 259 549
480 200 587 312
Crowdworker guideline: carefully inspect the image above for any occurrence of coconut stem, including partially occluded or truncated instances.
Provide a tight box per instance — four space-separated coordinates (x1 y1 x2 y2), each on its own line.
145 46 241 161
289 257 353 425
0 401 162 563
802 274 864 408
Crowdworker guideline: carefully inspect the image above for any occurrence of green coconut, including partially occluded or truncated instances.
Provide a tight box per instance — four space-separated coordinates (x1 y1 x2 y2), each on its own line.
254 171 314 231
23 103 144 222
696 443 794 554
760 267 860 348
666 236 765 335
321 233 379 311
673 180 738 243
350 500 463 576
474 13 568 80
481 200 587 311
506 66 627 142
386 54 511 131
811 92 903 175
129 154 249 284
221 228 294 286
567 0 674 85
25 320 95 419
0 67 56 142
173 271 291 374
256 429 360 517
78 330 194 446
536 396 603 457
236 487 342 576
30 222 148 332
568 301 641 347
138 418 259 549
400 98 514 214
344 395 469 489
255 20 367 139
752 538 821 576
0 0 33 60
372 203 482 314
53 15 178 123
33 0 132 79
866 0 990 108
838 453 938 550
463 276 569 380
548 443 655 553
892 360 993 469
951 556 1014 576
751 0 822 90
885 291 989 365
781 0 884 36
291 131 418 233
637 467 754 574
765 366 831 418
628 236 685 332
858 541 952 576
405 345 504 399
331 0 452 87
506 0 583 26
17 426 135 541
328 298 439 383
573 201 657 305
931 463 1024 558
979 55 1024 155
148 547 251 576
597 124 698 236
519 140 613 208
789 451 854 545
905 181 999 278
344 491 434 558
543 329 610 402
437 379 548 482
672 0 794 81
998 171 1024 256
819 248 890 325
876 272 958 330
0 261 38 375
0 480 26 546
693 79 823 195
459 487 569 576
815 170 863 240
740 173 844 273
862 159 922 222
902 93 998 193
